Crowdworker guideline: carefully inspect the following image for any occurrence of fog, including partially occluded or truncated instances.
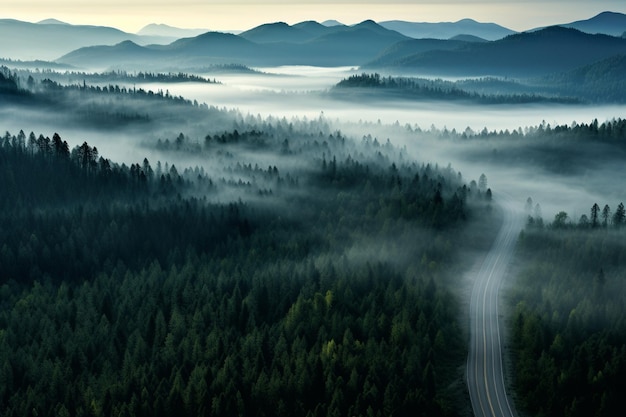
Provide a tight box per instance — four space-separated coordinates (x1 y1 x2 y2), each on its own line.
127 67 626 221
2 65 625 224
136 67 626 130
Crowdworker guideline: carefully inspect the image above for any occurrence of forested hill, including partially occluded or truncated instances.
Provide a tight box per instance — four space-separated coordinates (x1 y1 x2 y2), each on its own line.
532 54 626 102
332 73 577 104
0 122 483 416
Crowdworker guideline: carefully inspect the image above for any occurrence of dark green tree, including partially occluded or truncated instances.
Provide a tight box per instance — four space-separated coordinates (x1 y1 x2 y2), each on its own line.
613 202 625 228
591 203 600 228
602 204 611 227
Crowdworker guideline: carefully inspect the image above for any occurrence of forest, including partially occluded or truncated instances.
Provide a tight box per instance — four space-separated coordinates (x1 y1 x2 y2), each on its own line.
334 66 626 104
508 205 626 417
333 73 578 104
0 98 489 417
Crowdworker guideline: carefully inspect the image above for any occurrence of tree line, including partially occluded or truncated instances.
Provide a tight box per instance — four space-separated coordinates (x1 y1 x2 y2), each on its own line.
526 200 626 230
333 73 577 104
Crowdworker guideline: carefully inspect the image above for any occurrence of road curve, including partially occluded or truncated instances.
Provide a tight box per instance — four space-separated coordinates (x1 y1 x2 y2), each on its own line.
467 195 523 417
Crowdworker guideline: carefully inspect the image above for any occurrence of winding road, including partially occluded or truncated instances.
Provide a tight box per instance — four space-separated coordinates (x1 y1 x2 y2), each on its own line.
467 196 523 417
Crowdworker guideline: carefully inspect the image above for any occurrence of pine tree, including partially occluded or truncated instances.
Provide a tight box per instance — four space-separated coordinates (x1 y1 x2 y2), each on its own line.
613 202 625 228
591 203 600 228
602 204 611 227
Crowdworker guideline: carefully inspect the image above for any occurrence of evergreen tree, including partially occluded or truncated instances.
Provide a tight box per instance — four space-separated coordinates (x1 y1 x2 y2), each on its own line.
591 203 600 228
613 202 625 228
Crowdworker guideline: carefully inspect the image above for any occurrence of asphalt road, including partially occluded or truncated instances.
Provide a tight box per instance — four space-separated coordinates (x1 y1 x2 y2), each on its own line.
467 196 523 417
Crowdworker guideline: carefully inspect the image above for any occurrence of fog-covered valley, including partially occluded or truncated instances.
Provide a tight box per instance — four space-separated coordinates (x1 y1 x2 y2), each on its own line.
3 64 624 218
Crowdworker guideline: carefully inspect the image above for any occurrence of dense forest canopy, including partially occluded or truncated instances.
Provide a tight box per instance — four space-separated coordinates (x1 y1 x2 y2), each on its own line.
0 102 489 417
509 210 626 417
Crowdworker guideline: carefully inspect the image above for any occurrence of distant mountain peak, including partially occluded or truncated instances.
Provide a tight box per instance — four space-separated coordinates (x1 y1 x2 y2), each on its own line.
594 11 625 18
239 22 312 43
456 18 479 24
555 10 626 37
352 20 394 33
136 23 208 38
115 40 143 49
355 19 378 27
37 18 69 25
139 23 175 31
296 20 322 25
449 34 487 43
255 21 289 28
321 20 344 27
570 10 626 24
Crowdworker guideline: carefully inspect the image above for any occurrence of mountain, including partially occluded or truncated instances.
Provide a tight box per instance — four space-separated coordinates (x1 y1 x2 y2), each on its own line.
60 32 265 70
239 22 314 43
0 19 180 61
321 20 344 27
368 26 626 78
293 20 347 38
137 23 208 38
155 31 261 63
37 18 69 25
282 20 409 66
379 18 515 41
535 54 626 102
239 20 389 44
364 38 471 68
58 40 161 70
449 34 487 43
560 11 626 37
58 20 410 69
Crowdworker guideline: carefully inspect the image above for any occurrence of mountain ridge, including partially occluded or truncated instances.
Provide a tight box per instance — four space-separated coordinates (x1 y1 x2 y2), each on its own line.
6 11 626 72
58 20 410 69
365 26 626 77
137 23 208 38
379 18 515 41
560 11 626 37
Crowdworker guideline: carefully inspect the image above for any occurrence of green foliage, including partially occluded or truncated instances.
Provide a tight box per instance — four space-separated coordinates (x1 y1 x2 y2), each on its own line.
510 227 626 417
0 129 471 416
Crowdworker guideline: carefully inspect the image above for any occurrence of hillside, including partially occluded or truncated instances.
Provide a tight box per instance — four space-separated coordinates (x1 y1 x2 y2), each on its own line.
533 54 626 102
367 26 626 78
363 38 471 68
58 41 162 70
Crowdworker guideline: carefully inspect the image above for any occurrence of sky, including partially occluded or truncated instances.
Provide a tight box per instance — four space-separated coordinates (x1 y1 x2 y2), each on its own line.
2 0 626 33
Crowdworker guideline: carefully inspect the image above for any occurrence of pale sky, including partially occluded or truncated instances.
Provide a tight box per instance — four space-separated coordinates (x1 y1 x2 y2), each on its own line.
2 1 626 33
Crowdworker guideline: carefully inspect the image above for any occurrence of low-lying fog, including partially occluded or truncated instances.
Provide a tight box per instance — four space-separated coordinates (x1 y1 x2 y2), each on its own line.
154 67 626 131
3 65 625 222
